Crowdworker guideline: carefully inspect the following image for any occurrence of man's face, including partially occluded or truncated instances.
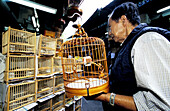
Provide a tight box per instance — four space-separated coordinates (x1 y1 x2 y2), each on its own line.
108 18 126 43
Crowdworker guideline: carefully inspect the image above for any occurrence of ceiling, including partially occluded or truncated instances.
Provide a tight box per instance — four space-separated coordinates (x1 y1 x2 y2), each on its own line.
0 0 169 37
82 0 170 37
0 0 82 33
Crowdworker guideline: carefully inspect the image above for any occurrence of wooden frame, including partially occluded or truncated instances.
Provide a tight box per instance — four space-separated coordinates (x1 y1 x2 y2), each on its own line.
4 55 35 83
5 81 36 111
2 26 36 55
38 34 57 56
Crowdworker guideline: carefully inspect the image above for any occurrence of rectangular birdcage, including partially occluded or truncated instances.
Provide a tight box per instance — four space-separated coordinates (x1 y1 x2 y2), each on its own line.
4 55 35 82
37 57 53 77
5 81 36 111
74 96 82 111
2 27 36 55
37 77 53 99
64 94 74 110
53 57 62 74
56 38 63 49
53 75 64 93
52 92 64 111
38 34 57 56
65 95 74 111
37 98 52 111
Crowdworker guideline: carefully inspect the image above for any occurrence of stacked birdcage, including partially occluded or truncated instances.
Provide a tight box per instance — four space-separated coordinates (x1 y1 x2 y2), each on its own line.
53 57 63 74
56 38 63 57
37 77 53 99
37 57 53 77
2 27 36 55
74 96 82 111
1 26 67 110
53 74 64 93
52 92 65 111
64 95 74 111
38 34 57 56
37 98 51 111
4 81 36 111
2 27 36 83
4 55 35 82
61 24 109 97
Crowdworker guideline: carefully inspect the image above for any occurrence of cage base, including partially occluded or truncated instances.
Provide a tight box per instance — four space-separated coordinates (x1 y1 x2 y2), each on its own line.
65 81 109 98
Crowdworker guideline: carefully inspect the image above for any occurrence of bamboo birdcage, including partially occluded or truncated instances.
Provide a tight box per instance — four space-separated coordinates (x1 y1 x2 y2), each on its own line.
38 34 57 56
37 77 53 99
2 27 36 55
5 81 36 111
4 55 35 83
61 24 109 97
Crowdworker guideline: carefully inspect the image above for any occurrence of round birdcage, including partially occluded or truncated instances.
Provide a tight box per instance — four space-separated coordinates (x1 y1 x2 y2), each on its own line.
61 24 109 97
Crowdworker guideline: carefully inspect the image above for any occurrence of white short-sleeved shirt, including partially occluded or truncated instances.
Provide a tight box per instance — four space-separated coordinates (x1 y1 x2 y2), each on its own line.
131 32 170 110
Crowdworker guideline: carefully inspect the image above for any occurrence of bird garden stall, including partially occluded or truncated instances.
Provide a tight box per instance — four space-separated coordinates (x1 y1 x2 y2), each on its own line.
4 55 35 83
2 27 36 55
4 81 36 111
37 57 53 77
53 74 64 93
52 92 65 111
37 77 53 100
53 57 63 74
38 35 57 56
61 25 109 97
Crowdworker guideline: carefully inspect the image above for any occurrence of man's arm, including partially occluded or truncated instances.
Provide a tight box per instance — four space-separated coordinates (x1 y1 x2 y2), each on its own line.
94 93 137 111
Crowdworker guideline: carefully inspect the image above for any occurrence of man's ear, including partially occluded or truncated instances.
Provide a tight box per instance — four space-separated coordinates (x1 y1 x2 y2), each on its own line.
121 15 127 26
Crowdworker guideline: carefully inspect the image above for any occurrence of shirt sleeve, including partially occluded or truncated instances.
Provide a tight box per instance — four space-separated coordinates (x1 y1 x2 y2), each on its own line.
133 91 170 110
131 32 170 110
